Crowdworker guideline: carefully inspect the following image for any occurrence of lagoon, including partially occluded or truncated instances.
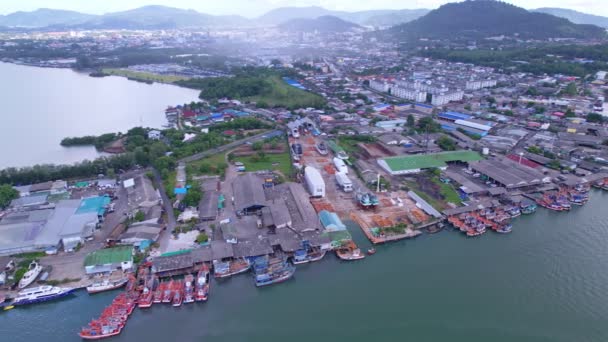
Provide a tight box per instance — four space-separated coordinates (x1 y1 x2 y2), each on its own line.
0 62 199 169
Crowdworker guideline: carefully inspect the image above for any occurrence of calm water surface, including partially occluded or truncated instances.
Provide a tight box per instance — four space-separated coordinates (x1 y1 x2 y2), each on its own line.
2 191 608 341
0 62 199 168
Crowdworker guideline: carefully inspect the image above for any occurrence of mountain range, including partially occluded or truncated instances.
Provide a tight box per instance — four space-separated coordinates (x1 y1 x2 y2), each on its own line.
387 1 607 41
533 8 608 28
0 3 607 35
279 16 361 33
0 5 428 30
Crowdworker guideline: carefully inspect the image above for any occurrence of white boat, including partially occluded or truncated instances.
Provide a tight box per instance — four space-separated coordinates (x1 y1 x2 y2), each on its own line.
0 271 5 285
13 286 74 306
86 278 129 294
19 261 43 289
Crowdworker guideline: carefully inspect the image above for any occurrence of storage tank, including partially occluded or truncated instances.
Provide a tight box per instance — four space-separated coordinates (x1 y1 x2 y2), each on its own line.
335 173 353 192
304 167 325 197
333 157 348 174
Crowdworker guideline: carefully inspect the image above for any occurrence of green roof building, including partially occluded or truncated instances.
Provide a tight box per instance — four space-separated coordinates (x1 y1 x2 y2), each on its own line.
84 246 133 274
378 151 483 175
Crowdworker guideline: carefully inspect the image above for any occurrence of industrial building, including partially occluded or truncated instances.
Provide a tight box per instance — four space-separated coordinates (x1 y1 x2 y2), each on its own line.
469 158 549 189
378 151 482 175
84 246 133 275
0 197 107 256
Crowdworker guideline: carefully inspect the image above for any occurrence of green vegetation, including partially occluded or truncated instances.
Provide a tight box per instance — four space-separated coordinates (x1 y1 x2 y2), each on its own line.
0 184 18 209
416 117 442 133
196 232 209 244
102 68 190 83
337 135 376 156
60 133 117 149
431 176 462 206
420 44 608 77
182 182 202 207
11 251 46 259
389 0 606 42
383 151 482 172
586 113 605 123
14 267 28 283
178 71 326 110
234 151 293 176
437 136 457 151
134 210 145 222
188 153 228 177
209 117 273 132
562 82 578 96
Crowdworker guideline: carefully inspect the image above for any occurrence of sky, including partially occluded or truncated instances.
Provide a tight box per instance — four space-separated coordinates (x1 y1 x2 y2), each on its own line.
0 0 606 18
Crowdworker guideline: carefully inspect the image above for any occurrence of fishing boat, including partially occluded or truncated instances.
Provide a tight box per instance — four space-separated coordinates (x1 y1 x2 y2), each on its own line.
367 248 376 255
87 278 128 294
315 142 329 156
252 255 295 287
369 193 380 207
79 293 135 340
356 192 372 207
13 286 74 306
172 280 183 307
4 260 15 273
195 265 210 302
0 294 11 310
213 258 251 278
506 206 521 218
520 201 537 214
495 224 513 234
336 241 365 261
183 274 195 304
137 287 153 308
80 324 123 340
292 240 327 265
162 280 174 303
18 261 43 289
153 281 165 304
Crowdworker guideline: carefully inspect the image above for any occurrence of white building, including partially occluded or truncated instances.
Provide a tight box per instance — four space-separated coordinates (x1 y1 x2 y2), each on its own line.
432 91 465 106
369 79 390 92
304 167 325 197
391 86 427 102
148 130 162 140
465 79 497 90
596 71 607 80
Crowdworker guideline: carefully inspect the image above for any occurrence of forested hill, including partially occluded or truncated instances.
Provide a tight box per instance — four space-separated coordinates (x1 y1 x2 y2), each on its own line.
386 0 607 41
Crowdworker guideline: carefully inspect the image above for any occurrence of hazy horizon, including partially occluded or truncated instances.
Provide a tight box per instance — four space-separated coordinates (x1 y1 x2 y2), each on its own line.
0 0 607 18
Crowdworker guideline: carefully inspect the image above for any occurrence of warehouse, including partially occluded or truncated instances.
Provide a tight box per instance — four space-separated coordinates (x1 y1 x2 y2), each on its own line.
233 173 266 214
469 158 548 189
378 151 482 175
84 246 133 275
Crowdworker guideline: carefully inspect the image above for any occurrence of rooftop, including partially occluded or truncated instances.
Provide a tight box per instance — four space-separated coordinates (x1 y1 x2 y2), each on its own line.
381 151 483 172
84 246 132 266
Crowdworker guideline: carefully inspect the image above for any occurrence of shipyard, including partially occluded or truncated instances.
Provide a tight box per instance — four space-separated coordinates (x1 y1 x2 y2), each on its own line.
1 1 608 340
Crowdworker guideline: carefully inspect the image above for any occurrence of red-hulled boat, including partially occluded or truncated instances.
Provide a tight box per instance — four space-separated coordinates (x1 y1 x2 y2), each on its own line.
183 274 195 304
172 280 183 307
153 281 165 304
195 264 210 302
162 279 174 303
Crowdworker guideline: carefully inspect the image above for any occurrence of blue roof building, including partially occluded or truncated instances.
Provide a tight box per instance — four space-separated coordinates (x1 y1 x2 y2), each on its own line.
439 111 471 121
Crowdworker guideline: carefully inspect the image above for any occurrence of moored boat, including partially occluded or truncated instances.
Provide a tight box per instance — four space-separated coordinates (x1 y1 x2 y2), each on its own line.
315 142 329 156
87 278 128 295
13 285 74 306
172 280 183 307
18 261 43 289
195 265 210 302
162 280 174 303
213 258 251 278
183 274 195 304
336 241 365 261
252 255 295 287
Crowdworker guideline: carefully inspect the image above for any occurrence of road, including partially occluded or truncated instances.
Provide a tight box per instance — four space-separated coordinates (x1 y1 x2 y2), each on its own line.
152 168 177 253
178 129 283 163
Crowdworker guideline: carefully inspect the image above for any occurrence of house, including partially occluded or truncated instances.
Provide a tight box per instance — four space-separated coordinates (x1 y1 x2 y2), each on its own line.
148 130 162 140
50 180 68 195
378 134 408 146
84 246 133 274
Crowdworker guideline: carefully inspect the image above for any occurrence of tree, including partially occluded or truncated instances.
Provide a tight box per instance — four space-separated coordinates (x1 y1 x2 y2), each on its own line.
563 82 578 96
0 184 18 209
417 117 441 133
406 114 415 127
586 113 604 123
182 183 202 207
134 210 145 222
565 109 576 118
196 232 209 244
252 141 263 151
437 136 457 151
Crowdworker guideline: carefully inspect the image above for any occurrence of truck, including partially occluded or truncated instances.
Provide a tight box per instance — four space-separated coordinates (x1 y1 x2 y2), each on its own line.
333 157 348 174
304 166 325 197
335 173 353 192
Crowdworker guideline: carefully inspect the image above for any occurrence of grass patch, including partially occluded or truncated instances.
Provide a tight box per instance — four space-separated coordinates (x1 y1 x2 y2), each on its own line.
234 152 293 176
163 170 177 200
404 180 444 211
12 251 46 259
246 76 326 109
432 177 463 206
188 153 228 177
40 278 81 286
102 68 190 83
